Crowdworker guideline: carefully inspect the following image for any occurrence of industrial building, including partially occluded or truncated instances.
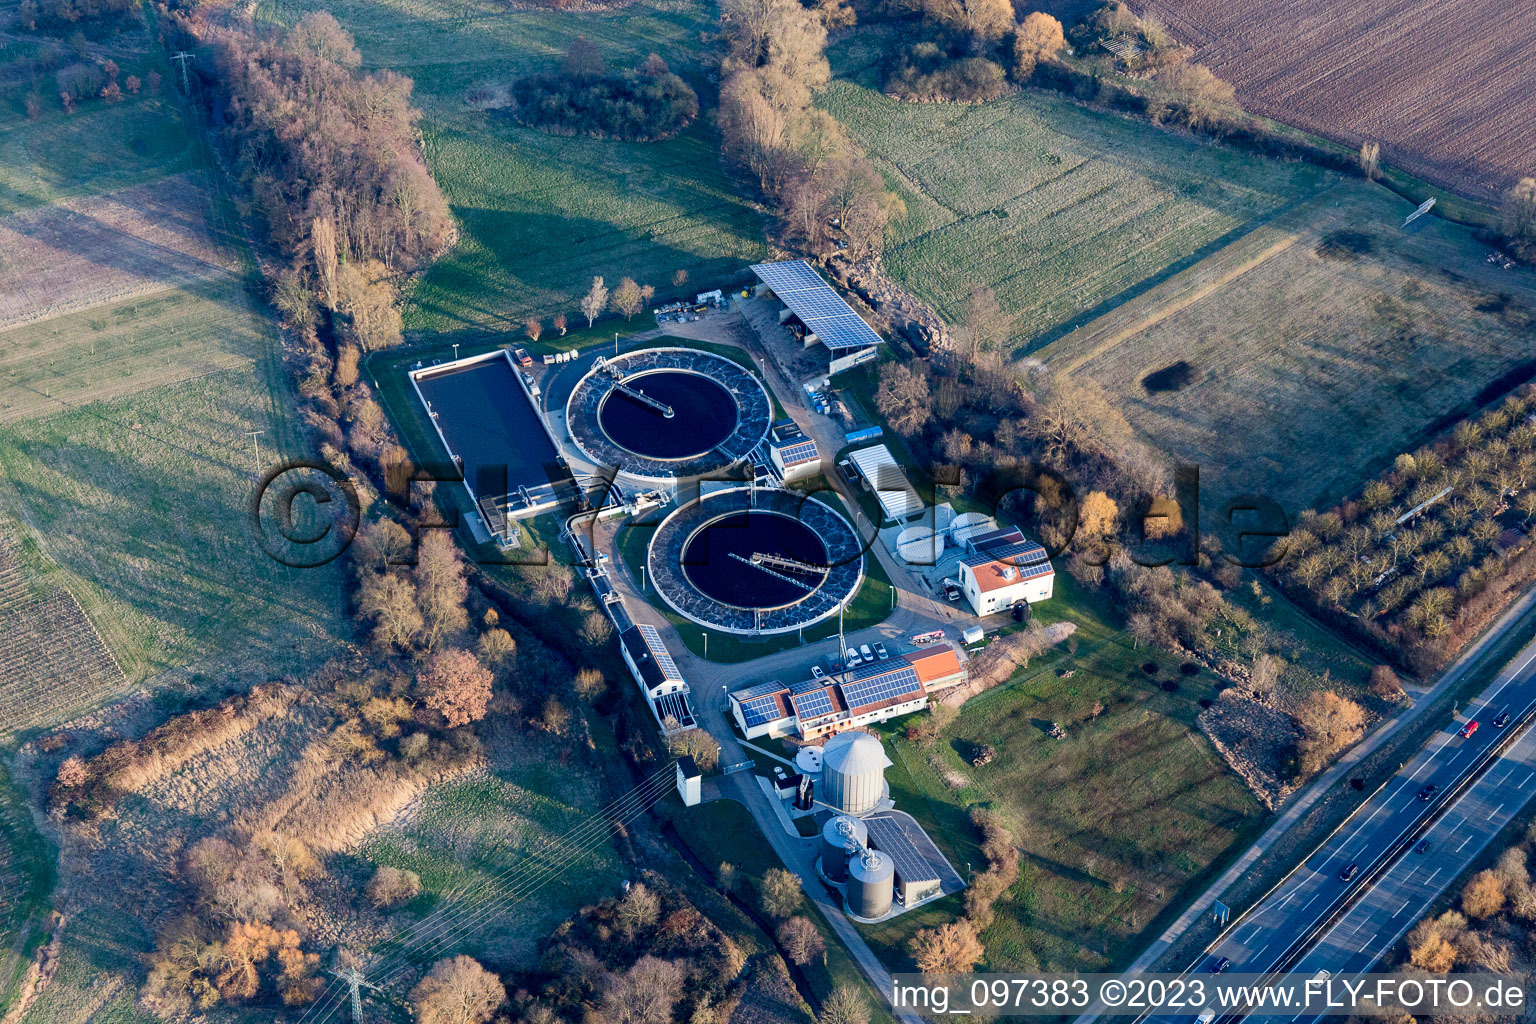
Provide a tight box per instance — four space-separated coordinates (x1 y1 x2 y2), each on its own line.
955 525 1055 615
846 444 924 524
728 643 967 740
750 260 883 376
806 736 956 920
767 421 821 483
617 622 697 731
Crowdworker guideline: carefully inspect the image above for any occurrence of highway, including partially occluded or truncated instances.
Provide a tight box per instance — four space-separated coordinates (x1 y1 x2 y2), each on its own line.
1144 635 1536 1024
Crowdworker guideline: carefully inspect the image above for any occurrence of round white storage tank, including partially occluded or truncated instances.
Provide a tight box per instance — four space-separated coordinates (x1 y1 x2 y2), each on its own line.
847 849 895 919
819 814 868 883
896 525 944 565
949 512 997 549
822 732 892 815
795 746 824 775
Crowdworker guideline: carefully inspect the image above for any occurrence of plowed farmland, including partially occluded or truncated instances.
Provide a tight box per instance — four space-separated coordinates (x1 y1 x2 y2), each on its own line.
1135 0 1536 199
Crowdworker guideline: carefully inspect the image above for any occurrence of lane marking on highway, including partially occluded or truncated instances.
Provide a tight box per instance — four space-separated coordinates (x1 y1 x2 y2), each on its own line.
1488 802 1505 820
1359 936 1373 952
1427 867 1441 884
1458 833 1473 852
1243 927 1260 944
1278 889 1296 909
1394 899 1410 918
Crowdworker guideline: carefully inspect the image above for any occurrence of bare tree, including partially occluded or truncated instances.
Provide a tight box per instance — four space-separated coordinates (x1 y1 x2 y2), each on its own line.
875 362 931 434
1358 141 1381 180
758 868 803 920
777 916 825 964
611 277 644 319
581 276 609 328
553 312 568 336
311 216 338 311
409 956 505 1024
524 318 542 343
819 985 871 1024
418 649 493 728
1013 12 1066 80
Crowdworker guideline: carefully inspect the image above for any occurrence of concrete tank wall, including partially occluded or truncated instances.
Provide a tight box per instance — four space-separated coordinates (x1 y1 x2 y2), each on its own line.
896 525 943 565
847 849 894 919
819 815 868 883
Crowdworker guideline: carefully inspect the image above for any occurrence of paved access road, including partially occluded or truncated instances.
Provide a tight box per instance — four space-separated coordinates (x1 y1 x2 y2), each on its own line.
1145 636 1536 1024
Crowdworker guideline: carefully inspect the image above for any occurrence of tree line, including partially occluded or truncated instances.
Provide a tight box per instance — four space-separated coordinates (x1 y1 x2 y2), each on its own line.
717 0 904 258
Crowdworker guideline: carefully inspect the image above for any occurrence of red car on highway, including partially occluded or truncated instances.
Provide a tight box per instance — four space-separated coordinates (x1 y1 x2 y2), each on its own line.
1460 720 1479 739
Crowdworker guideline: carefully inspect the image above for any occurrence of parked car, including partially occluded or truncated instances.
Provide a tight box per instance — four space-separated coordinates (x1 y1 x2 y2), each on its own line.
1494 711 1512 727
860 644 874 661
873 642 889 660
1340 863 1359 882
512 347 533 367
1461 720 1480 739
1418 783 1438 801
845 650 862 668
810 665 825 680
1209 957 1231 974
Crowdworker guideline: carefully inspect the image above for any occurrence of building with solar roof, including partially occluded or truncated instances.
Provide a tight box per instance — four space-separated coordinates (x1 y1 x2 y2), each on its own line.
955 525 1055 615
768 422 821 483
750 260 883 375
864 814 943 906
728 643 967 740
618 623 697 733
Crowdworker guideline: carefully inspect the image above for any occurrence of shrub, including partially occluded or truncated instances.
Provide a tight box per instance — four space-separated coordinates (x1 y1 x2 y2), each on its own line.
366 865 421 908
513 48 698 142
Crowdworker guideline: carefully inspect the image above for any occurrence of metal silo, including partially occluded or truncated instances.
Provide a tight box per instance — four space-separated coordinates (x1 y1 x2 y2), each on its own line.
819 814 868 882
847 849 894 919
821 732 892 815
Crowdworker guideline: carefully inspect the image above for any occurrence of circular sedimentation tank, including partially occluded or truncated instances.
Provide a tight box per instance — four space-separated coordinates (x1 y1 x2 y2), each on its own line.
681 510 829 611
819 815 868 883
597 369 739 461
847 849 894 919
647 486 864 636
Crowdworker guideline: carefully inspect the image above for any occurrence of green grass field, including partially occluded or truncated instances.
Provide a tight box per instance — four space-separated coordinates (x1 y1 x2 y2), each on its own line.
859 575 1272 971
252 0 767 341
1040 181 1536 516
822 37 1336 350
357 734 625 967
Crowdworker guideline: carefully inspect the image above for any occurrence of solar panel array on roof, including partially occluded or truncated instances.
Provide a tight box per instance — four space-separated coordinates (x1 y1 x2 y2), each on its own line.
841 666 922 712
790 676 828 695
637 624 683 682
865 816 939 885
739 693 788 728
750 261 885 352
792 687 835 720
775 439 819 465
736 679 789 700
983 540 1050 565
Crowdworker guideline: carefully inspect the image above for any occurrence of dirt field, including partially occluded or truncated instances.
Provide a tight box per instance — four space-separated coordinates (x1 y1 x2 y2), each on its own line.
1041 181 1536 518
1133 0 1536 199
0 174 237 332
